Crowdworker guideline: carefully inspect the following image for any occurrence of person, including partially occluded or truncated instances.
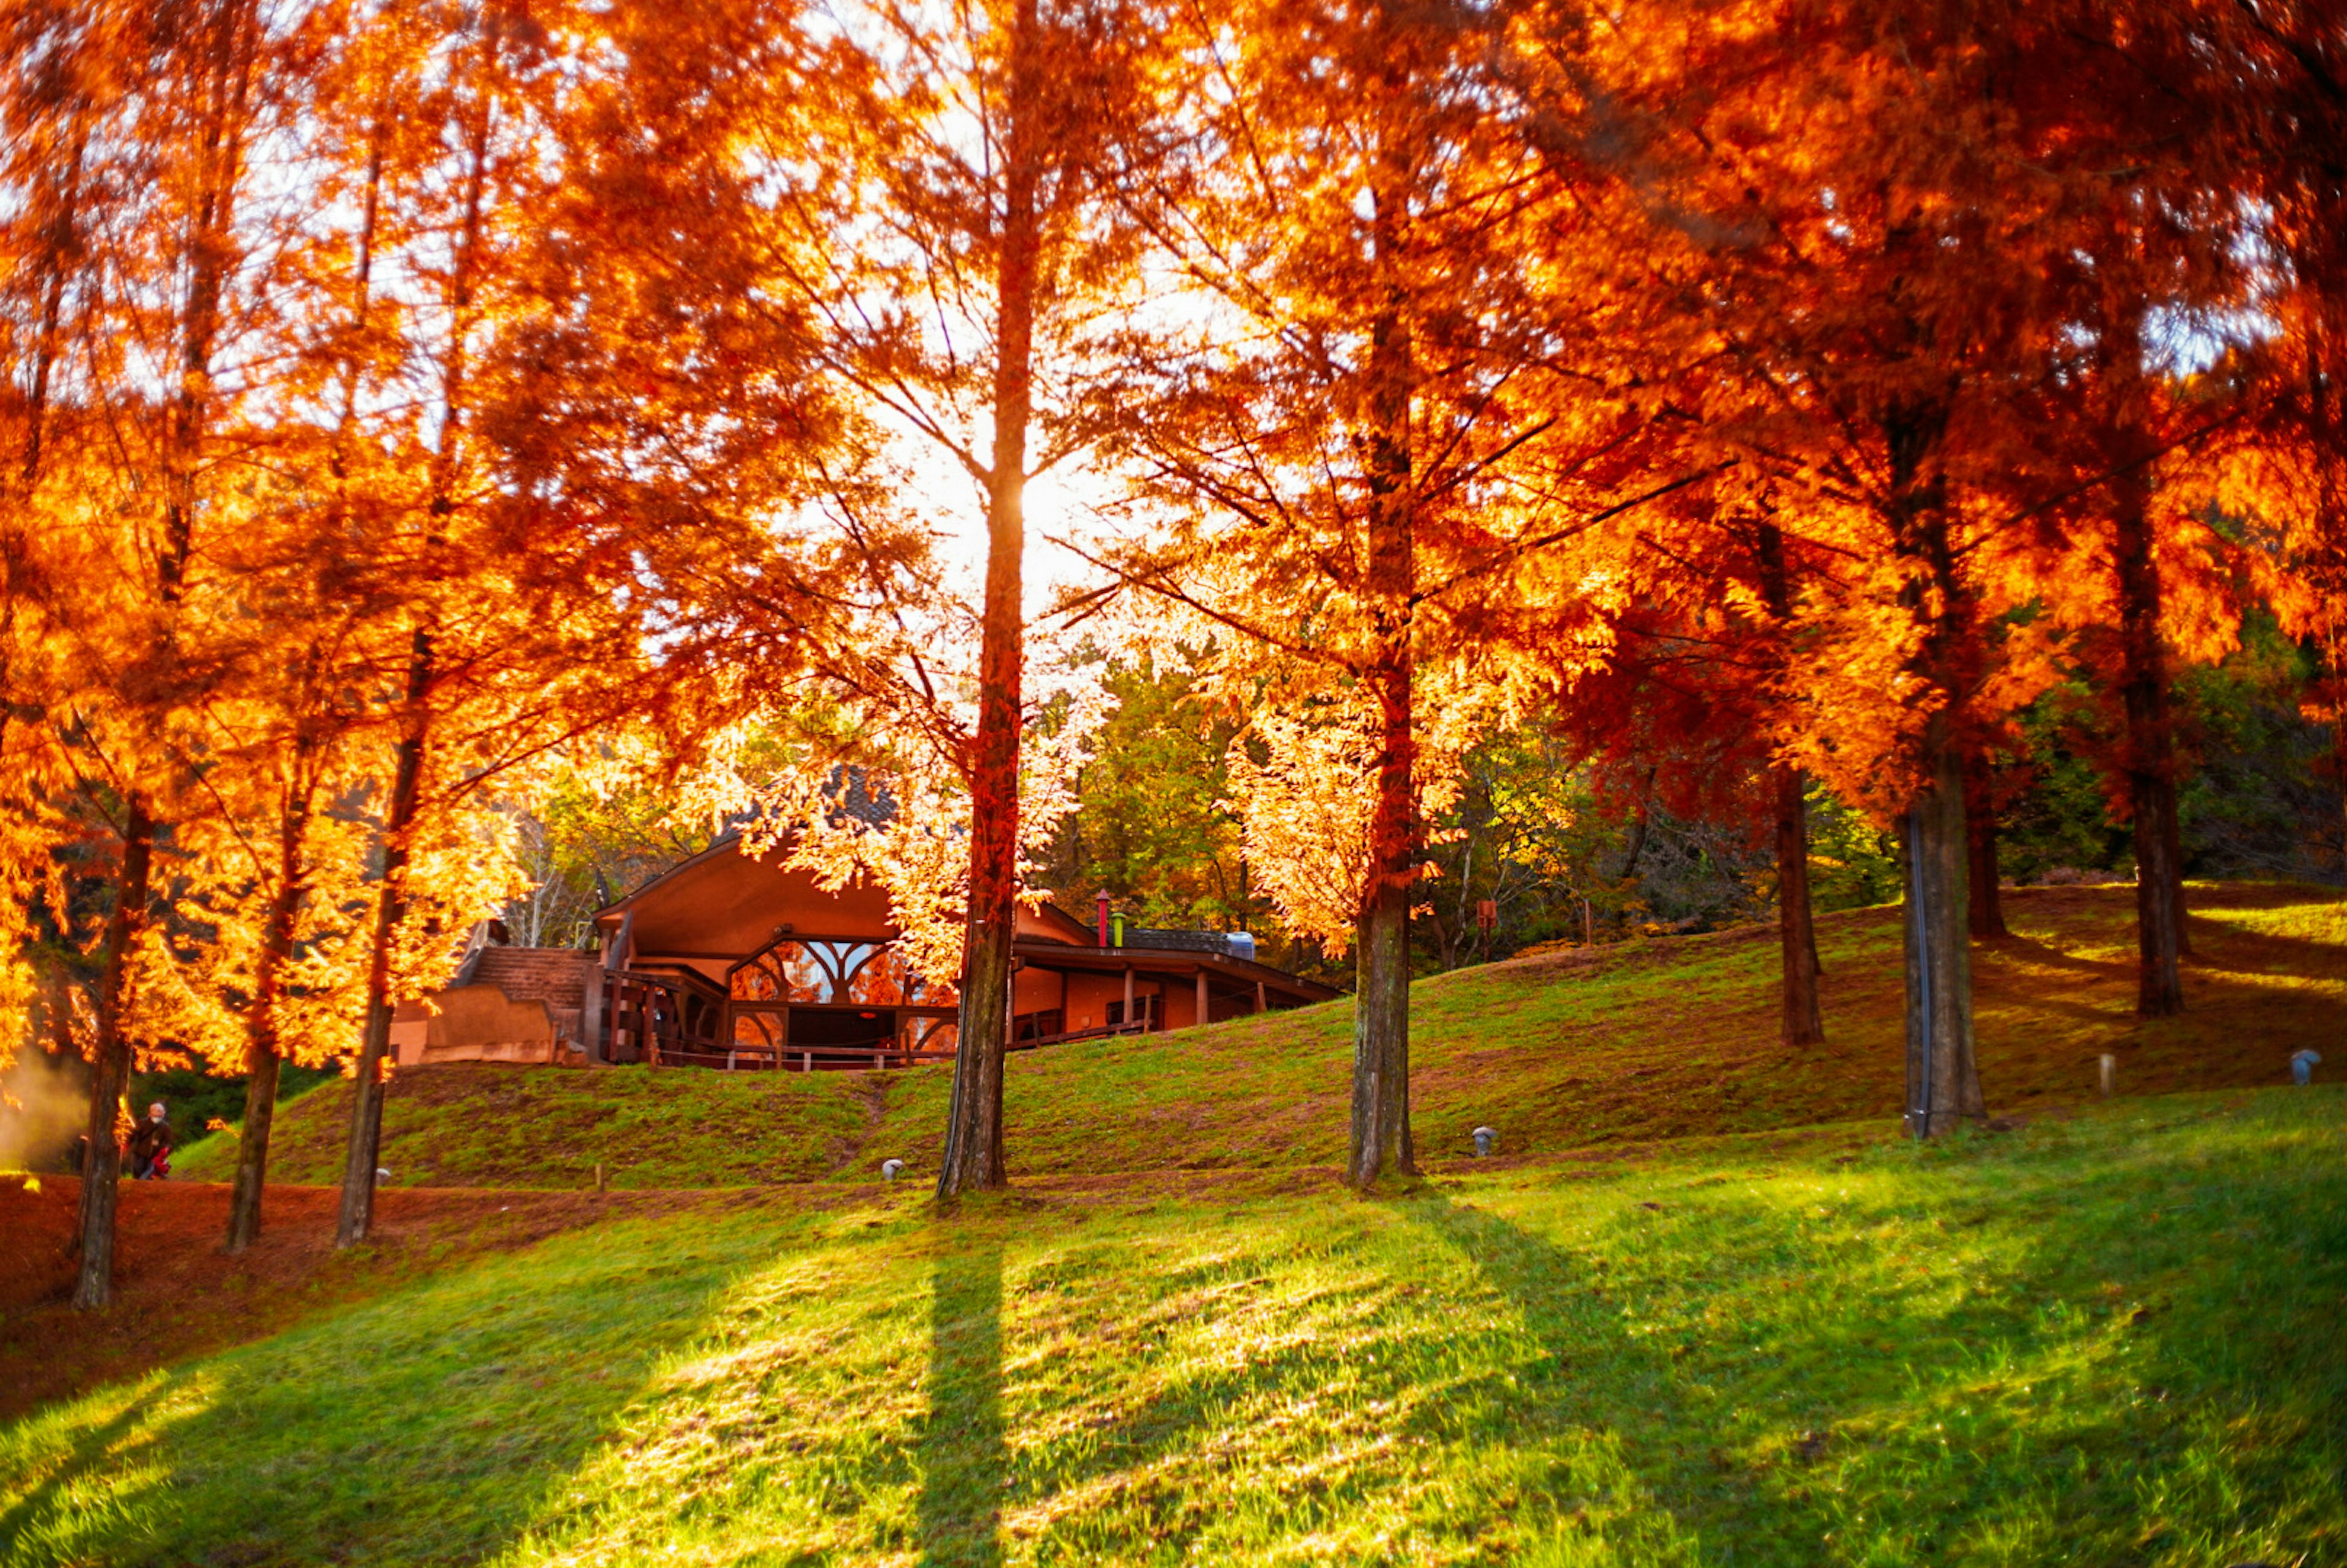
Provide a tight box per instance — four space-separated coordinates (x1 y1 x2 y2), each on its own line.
127 1101 173 1180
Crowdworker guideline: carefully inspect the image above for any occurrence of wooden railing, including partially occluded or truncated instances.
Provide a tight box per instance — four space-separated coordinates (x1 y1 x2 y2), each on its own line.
592 969 722 1064
590 977 1139 1072
657 1044 961 1073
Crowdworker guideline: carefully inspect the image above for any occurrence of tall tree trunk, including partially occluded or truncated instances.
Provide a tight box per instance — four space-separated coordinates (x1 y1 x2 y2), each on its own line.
2112 441 2184 1016
338 71 490 1245
226 800 307 1253
337 639 427 1247
1903 735 1982 1137
1351 659 1416 1187
1755 520 1824 1043
1771 766 1825 1046
1888 404 1986 1138
1348 148 1417 1190
937 0 1040 1199
72 798 152 1310
1963 749 2008 939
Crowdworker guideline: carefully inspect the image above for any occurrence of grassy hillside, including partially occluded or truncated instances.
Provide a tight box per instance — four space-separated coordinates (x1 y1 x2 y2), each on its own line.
8 1090 2343 1566
173 882 2347 1189
169 1057 883 1189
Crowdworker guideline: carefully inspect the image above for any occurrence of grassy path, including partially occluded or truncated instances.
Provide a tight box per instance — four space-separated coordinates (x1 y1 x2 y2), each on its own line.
7 1088 2343 1566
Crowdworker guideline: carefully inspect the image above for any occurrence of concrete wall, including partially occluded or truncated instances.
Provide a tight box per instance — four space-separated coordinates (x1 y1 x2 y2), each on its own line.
391 983 584 1068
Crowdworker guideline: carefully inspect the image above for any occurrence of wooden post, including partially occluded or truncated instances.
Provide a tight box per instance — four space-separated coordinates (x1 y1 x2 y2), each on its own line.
581 964 604 1064
1123 965 1134 1024
1196 970 1209 1028
1255 981 1267 1014
593 1162 606 1193
2098 1053 2117 1097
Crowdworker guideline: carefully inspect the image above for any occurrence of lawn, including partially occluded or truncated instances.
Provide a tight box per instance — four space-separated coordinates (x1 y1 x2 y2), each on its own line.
167 1055 885 1190
171 881 2347 1190
7 1088 2342 1566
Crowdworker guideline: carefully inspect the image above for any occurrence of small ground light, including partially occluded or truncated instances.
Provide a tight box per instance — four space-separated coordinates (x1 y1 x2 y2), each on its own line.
881 1158 905 1181
2291 1049 2321 1085
2098 1053 2116 1097
1472 1126 1497 1157
375 1167 390 1184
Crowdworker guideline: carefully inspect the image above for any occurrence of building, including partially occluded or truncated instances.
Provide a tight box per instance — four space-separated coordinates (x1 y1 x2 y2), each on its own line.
390 834 1338 1071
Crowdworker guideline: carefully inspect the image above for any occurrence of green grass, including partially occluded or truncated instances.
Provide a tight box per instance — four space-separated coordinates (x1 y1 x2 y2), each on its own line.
169 1061 884 1190
7 1088 2343 1566
172 881 2347 1190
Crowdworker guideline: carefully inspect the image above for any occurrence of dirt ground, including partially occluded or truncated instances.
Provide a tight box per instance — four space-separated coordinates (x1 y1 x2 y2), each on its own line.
0 1178 701 1425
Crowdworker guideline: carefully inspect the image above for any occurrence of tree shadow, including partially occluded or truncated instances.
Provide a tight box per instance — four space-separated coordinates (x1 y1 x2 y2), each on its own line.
1410 1103 2347 1561
1981 934 2136 981
1403 1189 1711 1555
918 1239 1006 1568
0 1215 755 1567
0 1385 158 1553
2178 881 2346 913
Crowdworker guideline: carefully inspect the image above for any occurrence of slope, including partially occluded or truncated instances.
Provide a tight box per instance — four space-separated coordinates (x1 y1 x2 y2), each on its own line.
7 1090 2343 1566
168 881 2347 1190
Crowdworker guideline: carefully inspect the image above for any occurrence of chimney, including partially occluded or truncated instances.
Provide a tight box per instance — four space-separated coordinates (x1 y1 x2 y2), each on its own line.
1096 889 1111 948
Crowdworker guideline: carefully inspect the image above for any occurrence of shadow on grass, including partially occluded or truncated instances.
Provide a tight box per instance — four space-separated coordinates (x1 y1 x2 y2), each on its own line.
1983 935 2136 983
0 1388 156 1552
919 1240 1005 1568
0 1220 752 1567
2178 881 2346 912
1409 1097 2347 1563
1406 1189 1711 1559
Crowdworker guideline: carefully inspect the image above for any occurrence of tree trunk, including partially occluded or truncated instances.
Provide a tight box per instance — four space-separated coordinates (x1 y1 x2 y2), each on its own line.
2112 444 2184 1016
1347 142 1417 1190
1903 737 1983 1137
1772 766 1825 1046
1755 519 1826 1032
1963 750 2008 939
72 797 153 1310
338 70 490 1245
937 0 1041 1200
1350 660 1417 1186
1887 401 1985 1138
226 804 306 1253
337 651 427 1247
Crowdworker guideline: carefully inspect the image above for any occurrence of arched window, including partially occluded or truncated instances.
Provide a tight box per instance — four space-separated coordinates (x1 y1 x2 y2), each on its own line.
729 939 955 1008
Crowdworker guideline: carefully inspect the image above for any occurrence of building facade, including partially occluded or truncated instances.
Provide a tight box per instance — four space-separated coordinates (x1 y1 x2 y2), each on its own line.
391 835 1337 1071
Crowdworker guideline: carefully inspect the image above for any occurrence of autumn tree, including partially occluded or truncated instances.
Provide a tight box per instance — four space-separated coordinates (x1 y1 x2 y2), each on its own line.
1546 486 1839 1044
602 0 1158 1197
1085 0 1658 1186
314 0 810 1245
2172 0 2347 878
7 0 286 1307
326 0 535 1248
0 0 109 1077
1507 0 2254 1132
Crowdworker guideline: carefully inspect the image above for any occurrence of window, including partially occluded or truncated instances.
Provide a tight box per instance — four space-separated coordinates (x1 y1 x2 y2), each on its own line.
900 1016 958 1055
729 939 955 1007
732 1010 785 1052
